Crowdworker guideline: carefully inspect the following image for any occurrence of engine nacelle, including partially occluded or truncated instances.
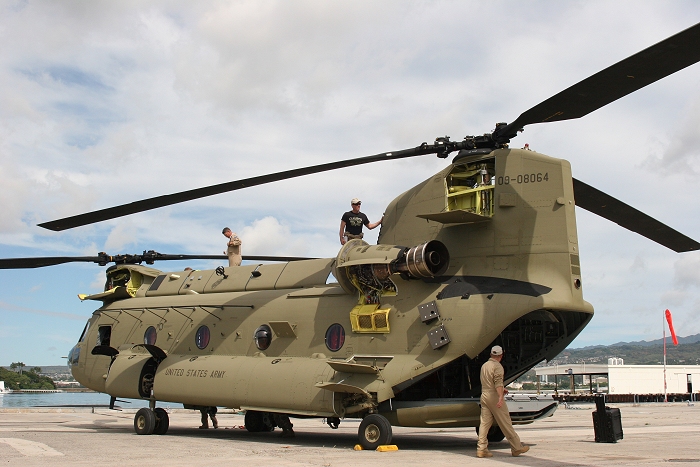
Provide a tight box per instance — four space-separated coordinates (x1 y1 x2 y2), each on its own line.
334 240 449 295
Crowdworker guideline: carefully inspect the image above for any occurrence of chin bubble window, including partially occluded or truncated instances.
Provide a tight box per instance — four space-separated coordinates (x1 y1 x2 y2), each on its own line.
195 325 210 349
67 346 81 367
254 325 272 351
325 323 346 352
144 326 157 345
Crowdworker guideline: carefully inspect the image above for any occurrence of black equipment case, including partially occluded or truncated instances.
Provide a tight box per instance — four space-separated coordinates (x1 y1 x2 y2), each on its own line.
592 395 623 443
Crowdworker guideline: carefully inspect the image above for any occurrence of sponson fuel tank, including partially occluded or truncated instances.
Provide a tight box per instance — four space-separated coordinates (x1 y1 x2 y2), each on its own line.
153 354 338 416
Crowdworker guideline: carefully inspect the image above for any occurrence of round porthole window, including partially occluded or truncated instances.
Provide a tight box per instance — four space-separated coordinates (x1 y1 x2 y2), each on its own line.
325 323 345 352
195 325 210 349
254 325 272 351
144 326 157 345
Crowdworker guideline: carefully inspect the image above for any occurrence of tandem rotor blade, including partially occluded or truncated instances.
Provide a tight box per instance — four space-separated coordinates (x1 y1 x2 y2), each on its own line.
37 22 700 231
38 142 455 231
496 21 700 141
572 178 700 253
0 256 105 269
0 253 315 269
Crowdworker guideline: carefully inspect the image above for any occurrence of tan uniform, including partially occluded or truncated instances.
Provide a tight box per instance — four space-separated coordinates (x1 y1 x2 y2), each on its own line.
226 233 242 267
477 357 524 453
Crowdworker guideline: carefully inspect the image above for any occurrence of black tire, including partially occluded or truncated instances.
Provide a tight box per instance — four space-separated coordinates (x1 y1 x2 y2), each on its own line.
153 408 169 435
475 424 505 443
134 408 156 435
244 410 266 432
358 414 392 450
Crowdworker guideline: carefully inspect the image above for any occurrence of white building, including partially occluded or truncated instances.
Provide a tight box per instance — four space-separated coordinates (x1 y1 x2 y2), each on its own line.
535 361 700 394
607 365 697 394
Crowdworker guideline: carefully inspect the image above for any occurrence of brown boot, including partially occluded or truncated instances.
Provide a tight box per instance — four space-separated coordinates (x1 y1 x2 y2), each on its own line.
512 445 530 457
476 450 493 458
211 415 219 429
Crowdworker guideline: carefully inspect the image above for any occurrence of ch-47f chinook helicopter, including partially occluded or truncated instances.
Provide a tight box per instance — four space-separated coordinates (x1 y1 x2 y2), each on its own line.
2 22 700 449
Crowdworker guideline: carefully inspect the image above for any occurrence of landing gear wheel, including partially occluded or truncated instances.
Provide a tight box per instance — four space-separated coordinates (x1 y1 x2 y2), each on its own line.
134 408 156 435
153 408 169 435
245 410 272 432
475 424 505 443
358 414 392 450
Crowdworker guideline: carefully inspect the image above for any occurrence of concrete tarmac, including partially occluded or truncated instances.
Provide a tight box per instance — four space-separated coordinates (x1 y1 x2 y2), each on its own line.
1 402 699 466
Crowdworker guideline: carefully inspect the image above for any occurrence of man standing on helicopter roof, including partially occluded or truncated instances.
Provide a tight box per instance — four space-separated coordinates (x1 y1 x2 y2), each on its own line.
222 227 242 266
339 198 383 245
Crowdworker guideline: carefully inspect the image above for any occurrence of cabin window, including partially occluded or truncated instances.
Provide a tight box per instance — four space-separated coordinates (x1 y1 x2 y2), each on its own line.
325 324 346 352
144 326 157 346
195 325 210 349
254 325 272 351
96 325 112 347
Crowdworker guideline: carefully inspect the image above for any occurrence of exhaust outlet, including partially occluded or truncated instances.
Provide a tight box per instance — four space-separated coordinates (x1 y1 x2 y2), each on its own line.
394 240 449 278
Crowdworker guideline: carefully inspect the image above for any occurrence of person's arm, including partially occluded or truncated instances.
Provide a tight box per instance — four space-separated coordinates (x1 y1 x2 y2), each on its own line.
366 214 384 230
496 386 505 408
339 220 347 245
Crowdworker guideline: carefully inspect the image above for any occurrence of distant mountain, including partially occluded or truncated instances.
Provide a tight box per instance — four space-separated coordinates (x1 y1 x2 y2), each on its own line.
549 335 700 366
570 333 700 350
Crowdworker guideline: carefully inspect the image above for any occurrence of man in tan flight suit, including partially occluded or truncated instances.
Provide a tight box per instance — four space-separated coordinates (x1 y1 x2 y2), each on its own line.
222 227 242 267
477 345 529 458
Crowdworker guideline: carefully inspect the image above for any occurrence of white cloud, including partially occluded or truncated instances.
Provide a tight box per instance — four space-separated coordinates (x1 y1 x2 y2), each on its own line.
2 1 700 363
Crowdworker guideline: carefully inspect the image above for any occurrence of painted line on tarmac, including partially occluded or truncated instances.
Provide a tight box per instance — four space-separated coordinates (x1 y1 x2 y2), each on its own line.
0 426 90 432
0 438 64 456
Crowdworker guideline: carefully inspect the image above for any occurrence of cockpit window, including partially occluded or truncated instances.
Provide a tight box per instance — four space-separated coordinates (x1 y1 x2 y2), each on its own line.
79 321 90 342
67 346 81 367
96 325 112 347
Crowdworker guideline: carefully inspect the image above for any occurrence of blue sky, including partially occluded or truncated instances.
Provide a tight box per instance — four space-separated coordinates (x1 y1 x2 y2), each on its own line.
2 1 700 366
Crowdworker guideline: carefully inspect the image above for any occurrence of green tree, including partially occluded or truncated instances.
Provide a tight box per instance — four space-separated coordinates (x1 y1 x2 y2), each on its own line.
9 362 25 375
0 367 55 390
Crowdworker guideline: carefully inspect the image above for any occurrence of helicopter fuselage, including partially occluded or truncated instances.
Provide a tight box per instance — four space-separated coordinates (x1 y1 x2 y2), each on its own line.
68 148 592 430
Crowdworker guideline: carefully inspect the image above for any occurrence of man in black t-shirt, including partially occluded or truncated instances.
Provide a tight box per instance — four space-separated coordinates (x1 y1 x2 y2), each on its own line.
339 197 384 245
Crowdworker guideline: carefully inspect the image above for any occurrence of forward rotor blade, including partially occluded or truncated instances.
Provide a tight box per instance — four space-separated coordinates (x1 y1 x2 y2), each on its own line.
0 253 315 269
572 178 700 253
0 256 102 269
39 143 450 231
497 21 700 140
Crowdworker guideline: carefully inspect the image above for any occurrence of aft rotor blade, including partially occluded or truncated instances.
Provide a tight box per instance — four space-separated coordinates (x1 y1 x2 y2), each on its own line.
497 22 700 141
135 254 316 262
152 254 316 262
573 178 700 253
38 143 451 231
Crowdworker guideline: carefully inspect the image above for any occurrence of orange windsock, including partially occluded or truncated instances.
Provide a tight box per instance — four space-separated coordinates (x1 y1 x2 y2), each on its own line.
665 309 679 346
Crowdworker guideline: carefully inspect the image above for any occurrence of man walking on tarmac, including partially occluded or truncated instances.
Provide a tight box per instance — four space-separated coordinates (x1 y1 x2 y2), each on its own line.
476 345 529 458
